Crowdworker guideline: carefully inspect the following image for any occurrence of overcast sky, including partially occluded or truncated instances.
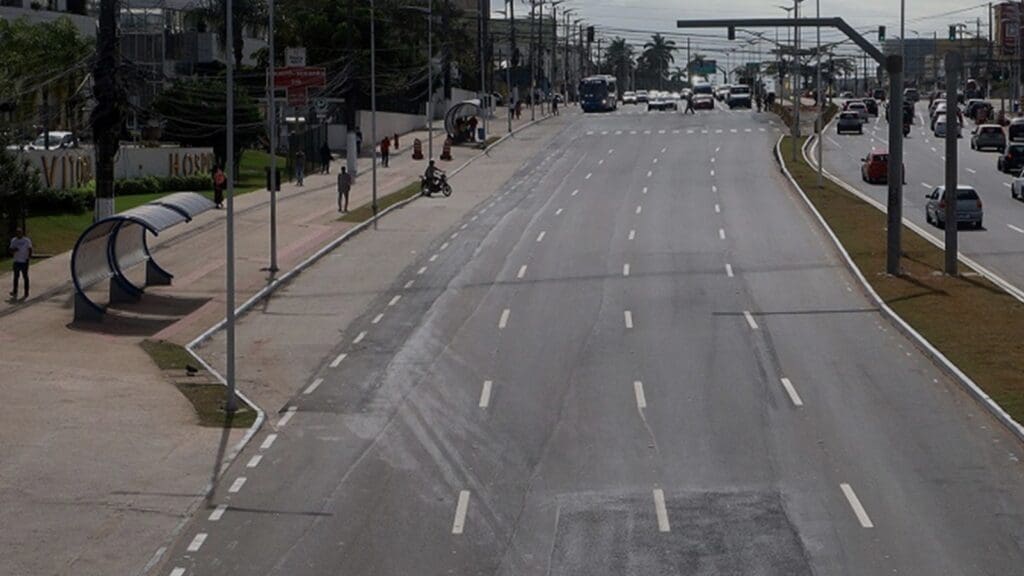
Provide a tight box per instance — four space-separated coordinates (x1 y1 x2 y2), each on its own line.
503 0 995 59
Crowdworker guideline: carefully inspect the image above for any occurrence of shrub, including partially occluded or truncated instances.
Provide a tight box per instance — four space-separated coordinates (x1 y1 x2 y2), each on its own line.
26 187 92 215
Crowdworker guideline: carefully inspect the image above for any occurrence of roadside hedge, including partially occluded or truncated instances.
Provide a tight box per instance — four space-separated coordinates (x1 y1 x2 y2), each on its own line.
31 174 213 215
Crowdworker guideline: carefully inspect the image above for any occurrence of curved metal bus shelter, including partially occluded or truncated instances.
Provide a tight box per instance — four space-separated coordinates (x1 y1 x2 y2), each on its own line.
71 192 215 322
444 99 482 143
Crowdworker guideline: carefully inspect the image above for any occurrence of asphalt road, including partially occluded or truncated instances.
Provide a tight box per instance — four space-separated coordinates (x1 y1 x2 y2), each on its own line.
822 100 1024 287
160 103 1024 575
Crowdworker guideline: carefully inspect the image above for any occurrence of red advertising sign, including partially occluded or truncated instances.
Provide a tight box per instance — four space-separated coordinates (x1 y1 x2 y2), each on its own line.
274 66 327 107
998 2 1020 56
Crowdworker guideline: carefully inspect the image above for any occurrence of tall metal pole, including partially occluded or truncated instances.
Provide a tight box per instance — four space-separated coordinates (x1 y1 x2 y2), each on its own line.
428 0 434 161
944 51 961 275
885 54 905 275
371 0 378 222
791 0 800 161
225 0 238 413
478 0 487 138
267 0 278 272
815 0 823 187
530 0 538 121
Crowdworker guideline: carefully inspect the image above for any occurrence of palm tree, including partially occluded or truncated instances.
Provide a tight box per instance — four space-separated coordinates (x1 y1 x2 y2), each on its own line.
604 37 635 91
642 33 676 90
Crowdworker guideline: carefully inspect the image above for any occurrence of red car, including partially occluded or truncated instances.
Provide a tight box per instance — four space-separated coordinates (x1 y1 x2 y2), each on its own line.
861 149 906 184
861 150 889 184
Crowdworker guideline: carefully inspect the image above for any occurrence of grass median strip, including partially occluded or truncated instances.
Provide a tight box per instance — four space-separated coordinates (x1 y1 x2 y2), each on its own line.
340 179 419 222
140 339 256 428
782 135 1024 422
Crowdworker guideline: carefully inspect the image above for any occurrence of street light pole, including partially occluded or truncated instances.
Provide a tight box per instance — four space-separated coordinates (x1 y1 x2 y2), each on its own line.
267 0 278 272
371 0 378 223
815 0 823 187
225 0 237 413
428 0 434 161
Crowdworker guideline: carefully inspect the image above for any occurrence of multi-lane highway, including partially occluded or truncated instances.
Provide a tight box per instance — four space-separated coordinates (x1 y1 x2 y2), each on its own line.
160 103 1024 575
822 100 1024 288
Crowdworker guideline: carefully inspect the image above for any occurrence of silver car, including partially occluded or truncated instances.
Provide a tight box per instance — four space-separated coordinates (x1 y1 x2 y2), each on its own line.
971 124 1005 152
925 185 983 229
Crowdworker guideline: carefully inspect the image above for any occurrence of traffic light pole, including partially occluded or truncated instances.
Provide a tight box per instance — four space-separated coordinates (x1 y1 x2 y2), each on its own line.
677 17 905 275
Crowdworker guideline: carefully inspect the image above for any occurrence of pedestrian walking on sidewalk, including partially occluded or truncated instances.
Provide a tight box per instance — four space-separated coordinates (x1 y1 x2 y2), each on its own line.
320 142 331 174
380 137 391 167
337 167 352 212
295 150 305 186
8 228 32 300
552 97 559 116
212 166 226 208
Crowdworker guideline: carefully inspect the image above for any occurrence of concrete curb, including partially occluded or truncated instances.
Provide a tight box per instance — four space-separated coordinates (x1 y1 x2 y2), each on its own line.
774 133 1024 445
136 112 557 575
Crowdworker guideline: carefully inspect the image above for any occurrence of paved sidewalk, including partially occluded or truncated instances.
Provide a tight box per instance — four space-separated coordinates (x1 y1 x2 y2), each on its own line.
0 104 558 576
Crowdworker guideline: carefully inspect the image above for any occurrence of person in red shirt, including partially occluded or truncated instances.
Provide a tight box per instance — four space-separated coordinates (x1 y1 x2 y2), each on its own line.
380 137 391 167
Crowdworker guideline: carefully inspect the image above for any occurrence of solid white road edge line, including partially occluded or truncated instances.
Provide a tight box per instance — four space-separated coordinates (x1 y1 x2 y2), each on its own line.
780 378 804 406
840 483 874 528
743 311 759 330
452 490 471 534
479 380 493 408
653 489 671 532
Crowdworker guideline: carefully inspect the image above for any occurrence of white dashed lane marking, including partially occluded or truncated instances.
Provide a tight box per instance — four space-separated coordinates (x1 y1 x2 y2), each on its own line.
246 454 263 468
517 265 527 279
303 378 323 395
636 205 643 214
260 433 277 450
840 483 875 528
780 378 804 406
209 504 227 522
628 229 636 240
743 311 759 330
653 489 671 532
276 407 297 427
718 228 726 240
353 331 367 344
725 263 734 277
479 380 493 408
388 295 401 307
371 313 384 324
623 264 631 277
228 477 247 494
498 309 510 329
452 491 471 534
187 533 208 553
536 231 546 242
624 310 634 329
634 380 647 410
330 352 348 368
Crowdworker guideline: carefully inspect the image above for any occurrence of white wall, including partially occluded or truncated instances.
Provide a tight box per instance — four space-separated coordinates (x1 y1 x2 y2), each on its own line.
356 111 426 149
20 146 216 189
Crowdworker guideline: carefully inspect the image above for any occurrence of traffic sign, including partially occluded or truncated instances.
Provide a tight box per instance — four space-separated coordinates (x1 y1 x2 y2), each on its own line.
275 67 326 107
286 47 306 67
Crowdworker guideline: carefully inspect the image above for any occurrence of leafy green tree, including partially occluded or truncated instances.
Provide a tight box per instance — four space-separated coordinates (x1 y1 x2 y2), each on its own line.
0 17 94 133
152 77 264 174
0 135 43 239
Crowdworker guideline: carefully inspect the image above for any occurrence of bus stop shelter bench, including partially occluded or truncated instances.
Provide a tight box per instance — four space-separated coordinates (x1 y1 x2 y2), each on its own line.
71 192 215 322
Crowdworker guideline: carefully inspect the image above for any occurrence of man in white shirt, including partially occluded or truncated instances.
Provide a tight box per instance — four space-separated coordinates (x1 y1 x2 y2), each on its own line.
9 228 31 299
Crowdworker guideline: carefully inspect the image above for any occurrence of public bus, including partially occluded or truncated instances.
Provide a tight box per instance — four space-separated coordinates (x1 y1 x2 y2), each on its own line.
580 75 619 113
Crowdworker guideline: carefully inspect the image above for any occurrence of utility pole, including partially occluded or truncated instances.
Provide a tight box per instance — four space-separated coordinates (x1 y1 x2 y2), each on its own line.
529 0 536 120
816 0 823 188
478 0 487 138
92 0 122 221
509 0 516 107
944 51 962 275
428 0 434 161
371 0 378 223
686 37 691 84
792 0 801 162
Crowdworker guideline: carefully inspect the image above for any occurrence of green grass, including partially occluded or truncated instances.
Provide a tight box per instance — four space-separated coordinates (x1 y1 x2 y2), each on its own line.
783 135 1024 422
340 179 419 223
3 150 286 265
140 339 256 428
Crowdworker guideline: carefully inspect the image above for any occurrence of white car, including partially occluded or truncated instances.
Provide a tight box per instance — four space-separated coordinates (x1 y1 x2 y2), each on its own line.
846 101 869 122
623 91 637 104
933 115 962 138
6 131 78 151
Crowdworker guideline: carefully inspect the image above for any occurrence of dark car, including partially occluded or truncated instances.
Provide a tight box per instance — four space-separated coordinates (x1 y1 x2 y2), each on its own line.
837 112 864 135
998 143 1024 173
861 98 878 116
965 99 994 122
904 87 920 102
1009 117 1024 142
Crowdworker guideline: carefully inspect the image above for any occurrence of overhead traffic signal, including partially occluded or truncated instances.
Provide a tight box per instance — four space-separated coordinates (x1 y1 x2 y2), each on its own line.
949 25 957 41
878 26 885 42
728 26 736 41
587 26 594 43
